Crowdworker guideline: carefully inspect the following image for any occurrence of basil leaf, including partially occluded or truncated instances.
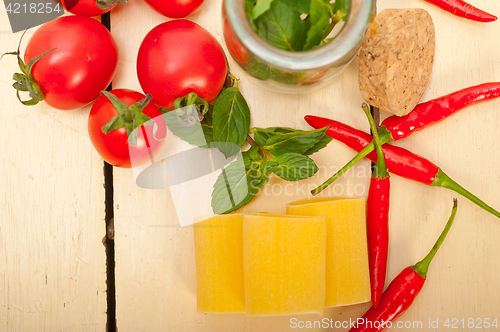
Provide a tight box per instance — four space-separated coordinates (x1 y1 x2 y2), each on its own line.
213 87 251 157
304 133 332 155
255 0 307 52
211 151 267 214
260 127 329 156
252 0 275 19
163 106 213 147
271 153 319 181
277 0 310 14
303 0 331 51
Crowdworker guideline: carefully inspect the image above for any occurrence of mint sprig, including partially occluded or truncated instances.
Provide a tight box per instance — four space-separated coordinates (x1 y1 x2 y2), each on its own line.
162 74 332 214
211 125 330 214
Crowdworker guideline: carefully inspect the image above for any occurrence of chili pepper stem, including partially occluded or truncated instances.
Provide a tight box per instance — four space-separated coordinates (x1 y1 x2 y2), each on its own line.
362 103 389 178
432 169 500 219
412 199 458 279
311 126 392 195
311 141 372 195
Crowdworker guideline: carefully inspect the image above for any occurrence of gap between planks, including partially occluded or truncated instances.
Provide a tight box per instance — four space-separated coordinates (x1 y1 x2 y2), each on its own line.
101 11 117 332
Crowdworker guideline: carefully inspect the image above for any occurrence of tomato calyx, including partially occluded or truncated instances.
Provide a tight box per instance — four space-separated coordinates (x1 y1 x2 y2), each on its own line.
100 91 159 147
1 30 55 106
96 0 127 10
160 92 209 123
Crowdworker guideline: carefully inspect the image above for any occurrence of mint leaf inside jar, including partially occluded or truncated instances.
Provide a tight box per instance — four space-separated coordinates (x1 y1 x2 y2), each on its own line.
246 0 349 52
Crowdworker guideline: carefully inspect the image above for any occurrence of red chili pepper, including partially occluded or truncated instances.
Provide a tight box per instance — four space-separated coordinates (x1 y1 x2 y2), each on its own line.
306 115 500 219
363 103 390 308
422 0 497 22
349 199 458 332
311 83 500 190
382 82 500 141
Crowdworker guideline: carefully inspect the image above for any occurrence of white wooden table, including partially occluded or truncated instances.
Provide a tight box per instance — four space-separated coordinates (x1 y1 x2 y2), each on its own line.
1 0 500 331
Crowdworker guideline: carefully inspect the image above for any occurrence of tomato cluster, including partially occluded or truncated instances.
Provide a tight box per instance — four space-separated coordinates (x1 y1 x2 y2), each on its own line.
62 0 203 18
6 0 228 168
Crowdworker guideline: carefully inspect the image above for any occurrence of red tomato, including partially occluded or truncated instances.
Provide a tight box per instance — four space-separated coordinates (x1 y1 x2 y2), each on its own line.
88 89 167 168
137 20 227 109
61 0 112 16
223 16 250 66
24 16 118 110
144 0 204 18
299 68 329 86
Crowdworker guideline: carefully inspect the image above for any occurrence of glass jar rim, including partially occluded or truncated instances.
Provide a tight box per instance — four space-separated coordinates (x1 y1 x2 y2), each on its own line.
224 0 374 71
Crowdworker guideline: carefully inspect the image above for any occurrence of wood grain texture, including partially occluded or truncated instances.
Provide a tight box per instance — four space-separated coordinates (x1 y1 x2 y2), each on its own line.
0 11 107 332
111 0 500 331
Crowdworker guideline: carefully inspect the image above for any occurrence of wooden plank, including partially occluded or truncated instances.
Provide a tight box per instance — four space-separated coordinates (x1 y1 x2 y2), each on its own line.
112 0 500 331
377 1 500 330
111 1 370 331
0 11 107 332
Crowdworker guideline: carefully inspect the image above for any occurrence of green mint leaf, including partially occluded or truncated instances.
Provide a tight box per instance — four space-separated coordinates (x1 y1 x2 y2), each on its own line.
332 0 349 21
269 68 305 84
211 151 267 214
255 0 307 52
276 0 310 14
252 0 275 19
247 145 262 161
260 161 278 176
303 0 331 51
245 0 258 30
304 133 332 155
253 127 295 146
260 126 329 156
213 87 251 157
246 60 272 80
309 37 334 51
162 105 213 147
271 153 319 181
211 155 253 214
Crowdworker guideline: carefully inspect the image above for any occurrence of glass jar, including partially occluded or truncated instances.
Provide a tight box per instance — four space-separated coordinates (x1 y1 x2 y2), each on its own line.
222 0 374 94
